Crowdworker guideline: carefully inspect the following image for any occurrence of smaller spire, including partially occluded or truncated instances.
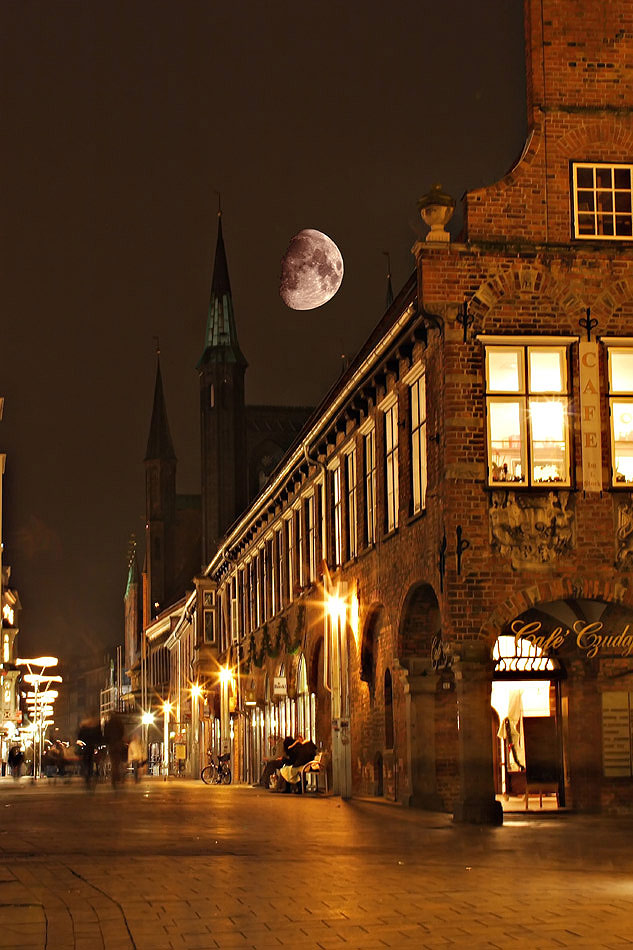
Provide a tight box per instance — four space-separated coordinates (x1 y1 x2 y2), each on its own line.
383 251 394 308
144 354 176 462
125 534 139 597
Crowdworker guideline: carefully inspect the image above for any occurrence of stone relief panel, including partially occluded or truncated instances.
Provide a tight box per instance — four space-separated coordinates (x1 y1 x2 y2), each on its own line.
615 495 633 568
489 490 575 569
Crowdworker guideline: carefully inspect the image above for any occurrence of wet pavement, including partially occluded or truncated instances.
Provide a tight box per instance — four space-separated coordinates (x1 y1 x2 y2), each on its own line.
0 776 632 949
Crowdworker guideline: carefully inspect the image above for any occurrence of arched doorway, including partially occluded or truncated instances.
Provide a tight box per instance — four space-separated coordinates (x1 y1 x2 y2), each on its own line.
492 632 565 811
296 653 315 743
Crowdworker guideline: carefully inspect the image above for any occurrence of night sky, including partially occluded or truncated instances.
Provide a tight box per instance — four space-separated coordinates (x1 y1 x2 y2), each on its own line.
1 1 526 659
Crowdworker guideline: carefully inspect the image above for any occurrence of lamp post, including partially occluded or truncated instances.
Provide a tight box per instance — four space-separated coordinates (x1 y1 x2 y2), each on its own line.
162 700 171 780
218 666 232 757
17 658 61 780
190 684 203 779
325 586 352 799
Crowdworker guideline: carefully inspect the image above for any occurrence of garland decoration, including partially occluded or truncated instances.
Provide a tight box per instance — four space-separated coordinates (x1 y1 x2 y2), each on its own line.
248 605 306 669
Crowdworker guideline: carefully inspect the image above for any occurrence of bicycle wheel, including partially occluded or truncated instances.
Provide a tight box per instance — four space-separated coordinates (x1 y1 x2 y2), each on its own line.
221 767 232 785
201 765 216 785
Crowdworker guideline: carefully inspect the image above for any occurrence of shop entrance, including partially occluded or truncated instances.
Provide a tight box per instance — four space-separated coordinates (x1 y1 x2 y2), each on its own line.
492 634 565 812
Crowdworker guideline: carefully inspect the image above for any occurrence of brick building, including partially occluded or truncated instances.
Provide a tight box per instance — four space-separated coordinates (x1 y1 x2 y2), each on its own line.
165 0 633 822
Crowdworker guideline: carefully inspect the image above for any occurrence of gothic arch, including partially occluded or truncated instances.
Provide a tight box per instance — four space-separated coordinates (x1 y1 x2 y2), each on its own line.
480 575 633 647
360 603 384 691
397 581 441 660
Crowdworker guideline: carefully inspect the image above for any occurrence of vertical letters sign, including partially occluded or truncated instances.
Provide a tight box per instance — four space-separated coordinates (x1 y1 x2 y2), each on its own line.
579 342 603 492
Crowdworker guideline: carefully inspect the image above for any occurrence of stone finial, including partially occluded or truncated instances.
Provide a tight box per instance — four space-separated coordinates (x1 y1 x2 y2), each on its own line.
417 184 455 243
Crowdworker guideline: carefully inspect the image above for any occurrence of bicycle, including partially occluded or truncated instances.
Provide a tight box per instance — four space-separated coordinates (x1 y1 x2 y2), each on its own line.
201 750 232 785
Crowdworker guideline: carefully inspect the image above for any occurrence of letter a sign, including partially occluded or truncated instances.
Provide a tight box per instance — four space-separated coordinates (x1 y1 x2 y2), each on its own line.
579 341 603 492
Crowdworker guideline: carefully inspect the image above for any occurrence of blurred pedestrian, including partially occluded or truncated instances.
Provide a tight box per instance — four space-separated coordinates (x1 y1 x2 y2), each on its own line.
103 713 125 787
77 714 102 790
127 732 144 783
8 745 24 782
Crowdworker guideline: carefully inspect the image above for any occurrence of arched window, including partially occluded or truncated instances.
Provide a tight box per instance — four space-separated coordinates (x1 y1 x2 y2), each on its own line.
360 608 381 689
296 654 316 743
384 669 394 750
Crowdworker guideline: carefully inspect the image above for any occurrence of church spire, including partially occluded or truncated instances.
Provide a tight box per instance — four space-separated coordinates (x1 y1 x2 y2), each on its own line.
144 352 176 461
197 212 246 368
383 251 394 309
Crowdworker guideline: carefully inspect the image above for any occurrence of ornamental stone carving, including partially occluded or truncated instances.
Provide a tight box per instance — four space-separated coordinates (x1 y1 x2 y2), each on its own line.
615 496 633 568
489 490 575 569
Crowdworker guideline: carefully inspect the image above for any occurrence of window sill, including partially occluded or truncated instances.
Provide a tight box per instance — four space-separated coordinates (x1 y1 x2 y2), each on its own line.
381 528 399 543
406 508 427 527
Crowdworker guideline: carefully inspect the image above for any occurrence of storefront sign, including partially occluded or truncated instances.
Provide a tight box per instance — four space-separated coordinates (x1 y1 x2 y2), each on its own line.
273 676 287 697
602 692 633 777
512 619 633 658
579 341 603 492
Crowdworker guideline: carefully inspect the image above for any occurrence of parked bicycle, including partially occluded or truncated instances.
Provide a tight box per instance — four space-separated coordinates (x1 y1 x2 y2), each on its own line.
201 750 231 785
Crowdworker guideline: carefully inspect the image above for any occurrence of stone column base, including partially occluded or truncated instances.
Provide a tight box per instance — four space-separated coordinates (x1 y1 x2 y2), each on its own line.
453 797 503 825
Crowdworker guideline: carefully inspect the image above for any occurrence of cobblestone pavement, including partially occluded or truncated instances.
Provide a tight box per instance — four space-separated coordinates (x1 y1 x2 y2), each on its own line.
1 777 633 950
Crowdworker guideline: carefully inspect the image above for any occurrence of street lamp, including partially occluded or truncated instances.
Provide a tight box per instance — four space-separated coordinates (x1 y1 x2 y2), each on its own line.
162 700 172 780
190 684 203 779
16 658 61 780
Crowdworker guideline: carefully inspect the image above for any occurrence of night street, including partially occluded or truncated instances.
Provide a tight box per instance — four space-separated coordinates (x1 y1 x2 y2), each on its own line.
1 779 633 950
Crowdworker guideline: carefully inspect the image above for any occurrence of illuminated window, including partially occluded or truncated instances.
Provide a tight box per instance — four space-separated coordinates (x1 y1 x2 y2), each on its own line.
410 372 427 514
305 495 316 583
608 346 633 485
384 400 399 531
3 633 9 664
485 345 570 487
295 508 304 589
286 518 294 603
573 163 633 240
346 448 357 559
364 428 376 545
275 528 284 612
332 464 342 567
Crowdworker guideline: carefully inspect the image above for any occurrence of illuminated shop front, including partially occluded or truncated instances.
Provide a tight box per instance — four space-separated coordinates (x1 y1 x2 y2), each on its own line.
491 600 633 813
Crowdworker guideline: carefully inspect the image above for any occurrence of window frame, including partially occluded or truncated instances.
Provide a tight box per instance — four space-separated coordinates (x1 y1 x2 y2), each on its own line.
383 397 399 531
363 425 376 546
607 343 633 488
484 342 572 489
406 364 427 515
332 462 343 567
572 161 633 241
345 446 358 560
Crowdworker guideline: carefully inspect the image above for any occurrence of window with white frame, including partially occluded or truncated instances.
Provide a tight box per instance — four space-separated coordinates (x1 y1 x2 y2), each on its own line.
364 427 376 545
305 494 316 583
608 346 633 485
485 344 571 486
410 371 427 514
384 399 399 531
275 527 284 612
254 551 261 628
295 507 304 590
346 447 357 559
262 543 269 620
332 463 343 566
239 568 247 637
286 517 294 603
248 560 255 632
573 163 633 240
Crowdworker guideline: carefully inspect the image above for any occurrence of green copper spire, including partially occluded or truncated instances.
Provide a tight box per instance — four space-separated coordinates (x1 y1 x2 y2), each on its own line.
197 213 246 367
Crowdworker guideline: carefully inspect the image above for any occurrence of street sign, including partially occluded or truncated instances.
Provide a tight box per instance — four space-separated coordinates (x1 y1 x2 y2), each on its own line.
273 676 287 697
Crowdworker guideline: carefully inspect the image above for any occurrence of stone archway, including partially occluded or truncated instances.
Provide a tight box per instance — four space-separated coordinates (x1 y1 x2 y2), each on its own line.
398 582 446 811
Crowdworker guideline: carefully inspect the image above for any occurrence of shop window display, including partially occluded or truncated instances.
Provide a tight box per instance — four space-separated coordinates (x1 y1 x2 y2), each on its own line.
608 347 633 485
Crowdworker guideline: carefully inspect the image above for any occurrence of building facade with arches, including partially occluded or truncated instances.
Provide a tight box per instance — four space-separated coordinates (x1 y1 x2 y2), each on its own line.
166 0 633 822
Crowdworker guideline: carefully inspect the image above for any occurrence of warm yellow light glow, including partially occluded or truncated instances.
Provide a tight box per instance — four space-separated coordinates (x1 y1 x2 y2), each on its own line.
3 605 14 625
350 589 359 644
327 594 347 625
23 673 62 685
218 666 233 686
17 656 58 668
162 700 172 714
141 711 154 725
191 683 203 699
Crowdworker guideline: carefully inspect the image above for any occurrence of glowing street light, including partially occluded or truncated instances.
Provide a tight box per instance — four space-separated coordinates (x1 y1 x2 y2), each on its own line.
190 684 204 778
15 657 61 780
162 700 172 779
141 711 154 726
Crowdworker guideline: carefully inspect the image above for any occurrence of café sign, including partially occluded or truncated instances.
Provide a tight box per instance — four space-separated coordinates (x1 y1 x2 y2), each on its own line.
512 619 633 658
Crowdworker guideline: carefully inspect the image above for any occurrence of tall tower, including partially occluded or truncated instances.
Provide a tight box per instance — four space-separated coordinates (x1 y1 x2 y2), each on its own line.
144 355 177 617
198 213 248 565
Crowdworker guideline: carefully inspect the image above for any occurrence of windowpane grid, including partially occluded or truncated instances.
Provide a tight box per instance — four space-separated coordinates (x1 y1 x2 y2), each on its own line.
333 465 342 566
365 430 376 545
384 404 399 531
346 449 357 559
574 163 633 240
410 375 427 514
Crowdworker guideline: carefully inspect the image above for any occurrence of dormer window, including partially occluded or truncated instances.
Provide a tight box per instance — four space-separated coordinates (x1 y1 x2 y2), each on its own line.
572 163 633 240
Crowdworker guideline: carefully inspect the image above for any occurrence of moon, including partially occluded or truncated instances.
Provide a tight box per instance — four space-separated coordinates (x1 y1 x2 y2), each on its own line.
280 229 344 310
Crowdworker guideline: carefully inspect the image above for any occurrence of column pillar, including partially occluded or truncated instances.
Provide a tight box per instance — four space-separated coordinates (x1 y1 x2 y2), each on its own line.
406 659 443 811
567 660 601 813
453 643 503 825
